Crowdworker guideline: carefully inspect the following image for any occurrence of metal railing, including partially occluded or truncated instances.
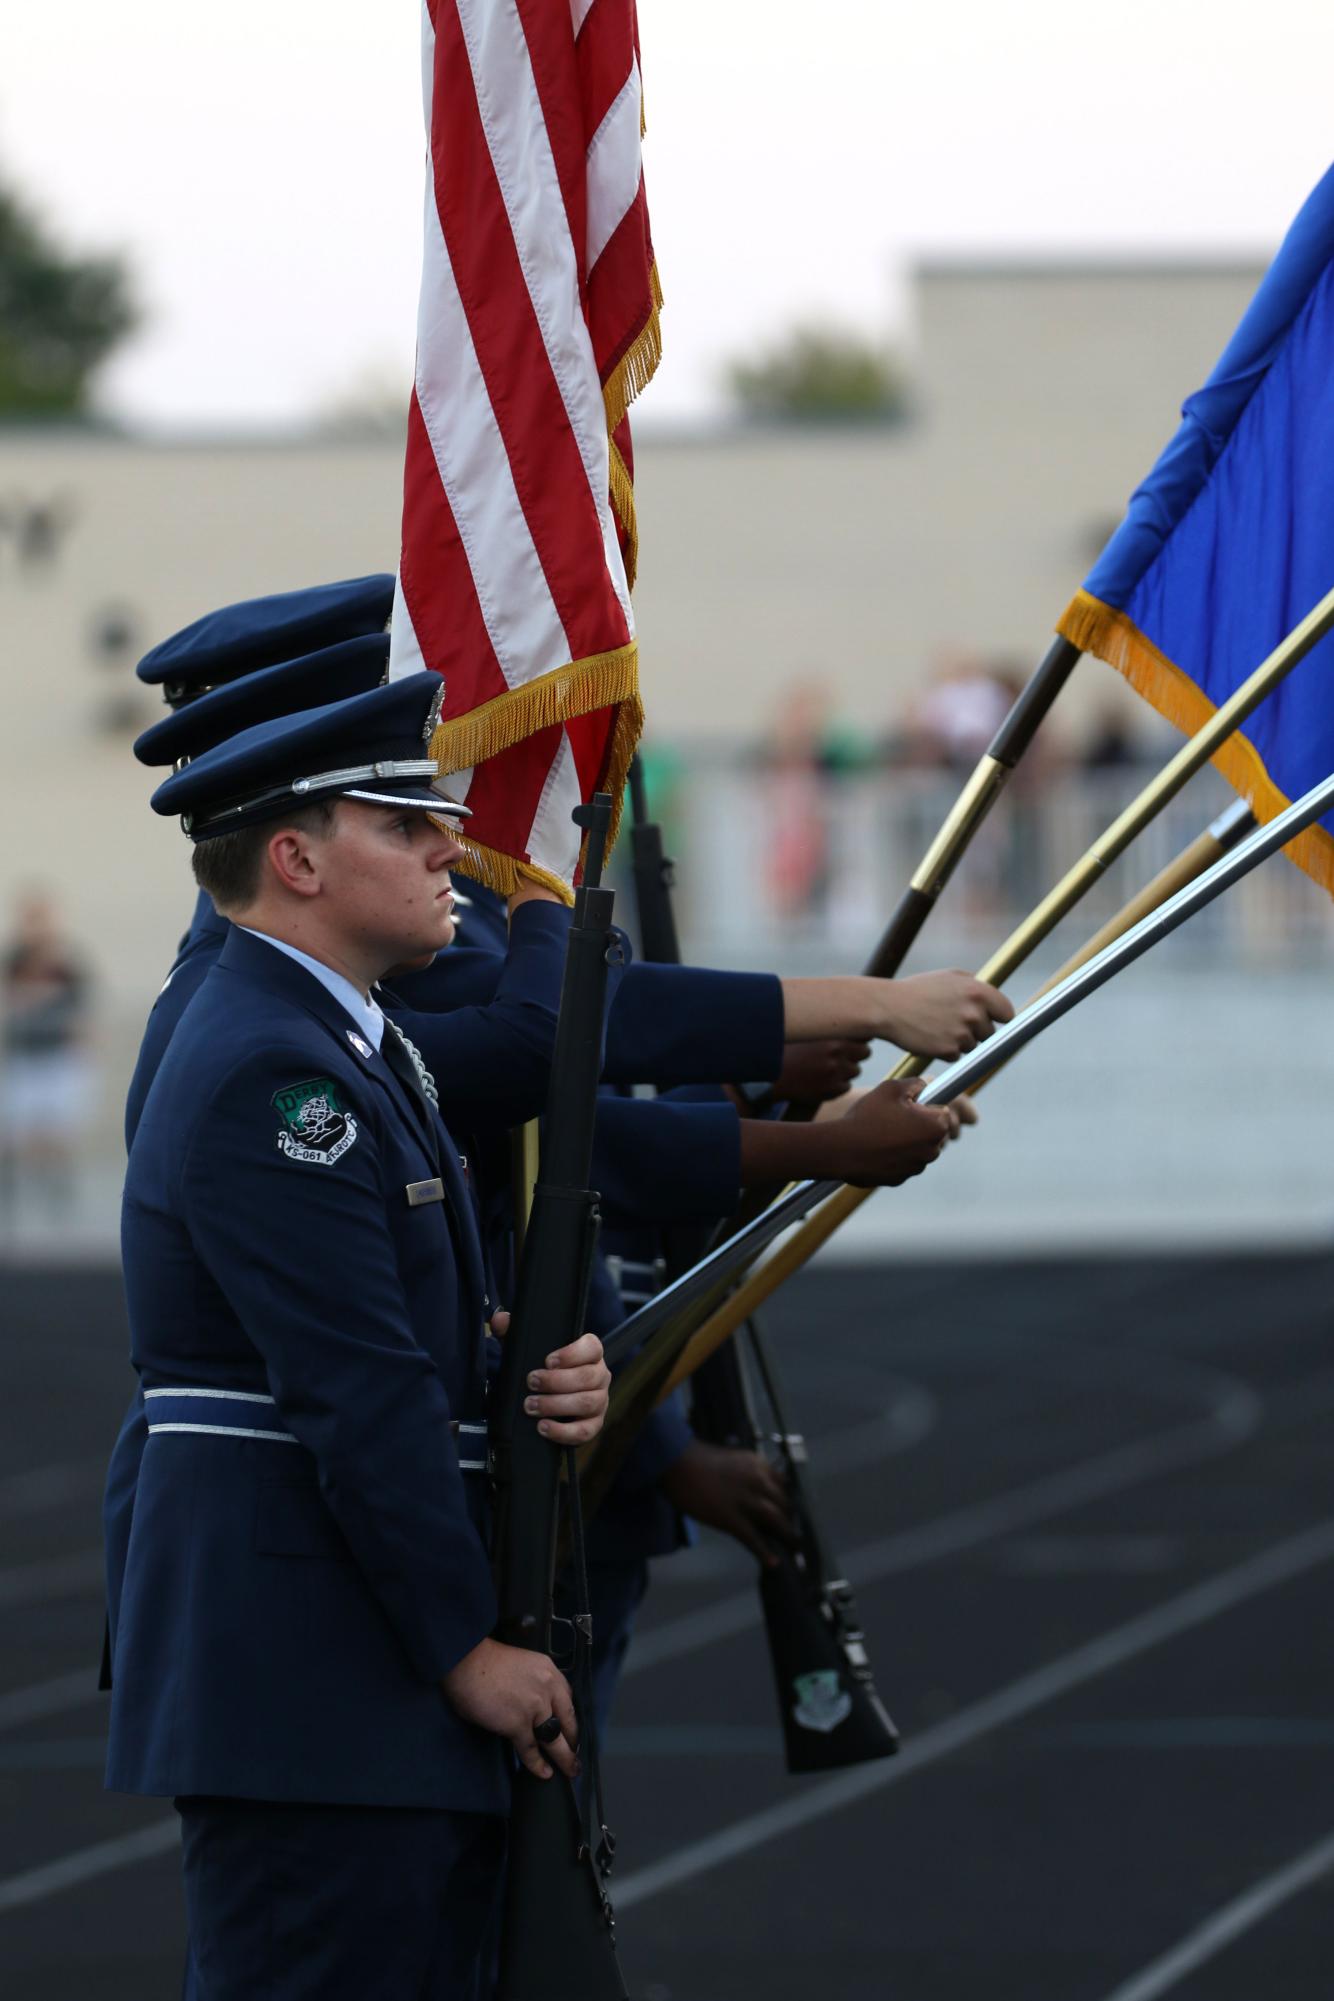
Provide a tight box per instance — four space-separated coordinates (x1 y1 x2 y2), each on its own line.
628 758 1334 973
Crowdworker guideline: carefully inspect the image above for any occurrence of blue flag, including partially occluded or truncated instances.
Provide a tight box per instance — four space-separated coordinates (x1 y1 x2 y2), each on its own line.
1059 164 1334 892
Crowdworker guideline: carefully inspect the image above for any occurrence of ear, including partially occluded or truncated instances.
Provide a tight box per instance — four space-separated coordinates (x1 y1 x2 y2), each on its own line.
266 824 324 899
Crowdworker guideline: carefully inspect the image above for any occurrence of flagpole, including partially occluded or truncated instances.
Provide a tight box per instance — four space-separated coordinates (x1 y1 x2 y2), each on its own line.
648 797 1259 1401
585 582 1334 1512
867 635 1081 974
618 578 1334 1354
577 788 1283 1504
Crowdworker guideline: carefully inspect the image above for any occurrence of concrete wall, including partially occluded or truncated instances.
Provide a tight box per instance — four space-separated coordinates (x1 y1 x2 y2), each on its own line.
0 258 1290 1194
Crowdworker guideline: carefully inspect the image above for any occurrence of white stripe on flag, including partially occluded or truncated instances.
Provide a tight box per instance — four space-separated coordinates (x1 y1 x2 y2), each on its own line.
570 0 596 37
420 0 435 132
454 0 633 629
525 730 584 883
586 58 643 270
410 177 572 688
387 576 426 682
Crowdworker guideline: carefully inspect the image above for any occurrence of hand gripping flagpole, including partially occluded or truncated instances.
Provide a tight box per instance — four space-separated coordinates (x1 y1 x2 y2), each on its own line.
596 768 1334 1418
593 580 1334 1378
578 798 1254 1506
648 799 1257 1400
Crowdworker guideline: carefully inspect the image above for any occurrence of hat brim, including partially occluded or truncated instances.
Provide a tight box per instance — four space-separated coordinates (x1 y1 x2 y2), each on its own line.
343 786 471 820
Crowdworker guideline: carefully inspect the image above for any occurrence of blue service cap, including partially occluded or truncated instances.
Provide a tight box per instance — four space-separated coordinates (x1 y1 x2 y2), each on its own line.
151 672 469 842
133 633 391 768
136 574 395 706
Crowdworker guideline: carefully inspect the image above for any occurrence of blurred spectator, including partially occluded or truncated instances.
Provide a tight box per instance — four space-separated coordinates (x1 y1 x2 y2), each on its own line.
1 890 96 1220
900 650 1070 913
1083 699 1140 771
88 597 146 734
0 491 77 573
758 680 869 921
902 647 1014 771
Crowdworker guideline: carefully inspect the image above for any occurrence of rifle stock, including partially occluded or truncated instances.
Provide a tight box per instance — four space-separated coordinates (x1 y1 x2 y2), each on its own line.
614 760 900 1772
490 795 628 2001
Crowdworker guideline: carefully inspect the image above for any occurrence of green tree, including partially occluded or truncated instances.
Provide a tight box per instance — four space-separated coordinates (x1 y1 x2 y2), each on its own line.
0 180 137 420
728 323 909 427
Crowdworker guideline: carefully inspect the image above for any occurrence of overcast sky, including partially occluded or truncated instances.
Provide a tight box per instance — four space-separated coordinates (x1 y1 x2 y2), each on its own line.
5 2 1333 431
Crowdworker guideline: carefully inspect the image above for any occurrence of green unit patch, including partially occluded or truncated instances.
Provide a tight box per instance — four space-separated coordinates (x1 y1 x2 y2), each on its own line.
272 1077 359 1166
791 1669 853 1735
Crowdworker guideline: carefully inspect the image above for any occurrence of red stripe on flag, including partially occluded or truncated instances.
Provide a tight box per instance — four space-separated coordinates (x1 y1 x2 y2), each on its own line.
398 392 509 707
513 0 586 292
461 730 566 864
587 188 654 379
568 709 618 798
572 6 638 154
432 2 630 664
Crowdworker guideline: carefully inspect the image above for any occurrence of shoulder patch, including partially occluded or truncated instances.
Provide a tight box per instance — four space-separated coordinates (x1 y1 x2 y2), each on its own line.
272 1077 359 1166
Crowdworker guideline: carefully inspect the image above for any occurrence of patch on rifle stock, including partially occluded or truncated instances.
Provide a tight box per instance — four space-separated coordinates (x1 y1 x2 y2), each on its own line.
791 1669 853 1735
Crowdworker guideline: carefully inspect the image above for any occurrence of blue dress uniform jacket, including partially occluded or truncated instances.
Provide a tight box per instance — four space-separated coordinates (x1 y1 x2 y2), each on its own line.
107 893 582 1686
109 926 510 1813
393 875 788 1090
123 892 229 1147
124 890 577 1147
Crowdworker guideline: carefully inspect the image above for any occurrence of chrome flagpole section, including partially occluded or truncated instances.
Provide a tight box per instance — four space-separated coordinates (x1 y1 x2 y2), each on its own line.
604 767 1334 1369
917 770 1334 1108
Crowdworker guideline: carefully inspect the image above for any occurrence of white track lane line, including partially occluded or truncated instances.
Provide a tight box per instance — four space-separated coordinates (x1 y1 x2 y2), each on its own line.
0 1817 179 1915
626 1375 1258 1676
0 1459 103 1520
0 1671 102 1732
0 1550 103 1611
1099 1827 1334 2001
613 1515 1334 1910
0 1366 1251 1724
5 1515 1331 1920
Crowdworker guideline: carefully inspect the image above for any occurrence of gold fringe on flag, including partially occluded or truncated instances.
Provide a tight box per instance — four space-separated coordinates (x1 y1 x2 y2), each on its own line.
1058 587 1334 895
602 262 663 592
427 640 642 903
602 262 664 444
608 437 637 591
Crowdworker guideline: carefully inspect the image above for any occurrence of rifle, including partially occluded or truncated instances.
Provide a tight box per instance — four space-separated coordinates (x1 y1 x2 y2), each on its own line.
489 794 628 2001
625 755 898 1772
586 580 1334 1455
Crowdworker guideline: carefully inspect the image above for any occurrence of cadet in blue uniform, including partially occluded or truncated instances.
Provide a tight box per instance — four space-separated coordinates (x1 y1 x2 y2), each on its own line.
124 627 582 1145
106 624 596 1683
109 674 614 2000
393 873 998 1729
119 577 998 1740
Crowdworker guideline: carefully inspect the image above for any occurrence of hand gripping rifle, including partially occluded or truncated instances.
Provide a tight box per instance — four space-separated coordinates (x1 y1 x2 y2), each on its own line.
489 794 629 2001
625 755 898 1773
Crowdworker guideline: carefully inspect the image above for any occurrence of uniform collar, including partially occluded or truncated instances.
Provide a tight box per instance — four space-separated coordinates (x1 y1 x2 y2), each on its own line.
235 927 384 1052
190 889 231 945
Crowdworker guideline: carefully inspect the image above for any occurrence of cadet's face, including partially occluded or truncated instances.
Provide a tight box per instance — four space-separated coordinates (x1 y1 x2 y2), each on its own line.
318 801 464 970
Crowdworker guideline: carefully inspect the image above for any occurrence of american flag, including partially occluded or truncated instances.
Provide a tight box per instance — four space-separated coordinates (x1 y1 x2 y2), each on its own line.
389 0 661 894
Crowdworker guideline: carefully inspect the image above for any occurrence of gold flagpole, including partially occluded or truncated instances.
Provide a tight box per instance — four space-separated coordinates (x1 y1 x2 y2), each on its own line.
584 580 1334 1500
578 796 1258 1509
652 798 1258 1400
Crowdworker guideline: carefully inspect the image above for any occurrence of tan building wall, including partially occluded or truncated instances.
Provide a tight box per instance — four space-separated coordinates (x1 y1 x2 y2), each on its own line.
0 258 1268 1026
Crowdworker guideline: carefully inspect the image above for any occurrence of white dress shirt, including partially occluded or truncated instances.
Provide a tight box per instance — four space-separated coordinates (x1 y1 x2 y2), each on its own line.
239 928 385 1053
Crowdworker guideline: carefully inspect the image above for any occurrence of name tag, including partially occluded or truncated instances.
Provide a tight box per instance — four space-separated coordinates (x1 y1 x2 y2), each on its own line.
405 1178 445 1208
